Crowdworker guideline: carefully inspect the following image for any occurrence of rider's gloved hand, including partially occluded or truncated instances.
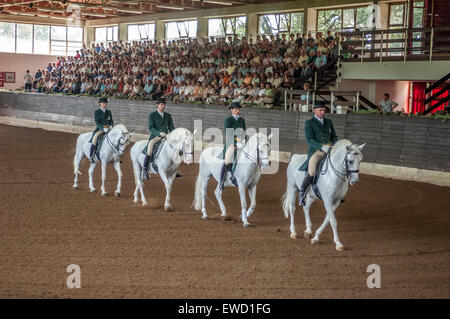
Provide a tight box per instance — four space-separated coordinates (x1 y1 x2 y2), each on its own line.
321 145 331 153
160 132 166 138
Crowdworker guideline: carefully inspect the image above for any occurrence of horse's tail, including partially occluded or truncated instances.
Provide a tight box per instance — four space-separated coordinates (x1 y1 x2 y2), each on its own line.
192 158 203 211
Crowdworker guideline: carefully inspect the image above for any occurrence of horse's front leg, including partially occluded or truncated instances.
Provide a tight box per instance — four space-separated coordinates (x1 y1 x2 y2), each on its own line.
101 162 107 196
88 162 97 192
160 171 176 211
238 185 250 227
113 160 122 197
324 200 344 251
246 184 257 218
303 196 314 239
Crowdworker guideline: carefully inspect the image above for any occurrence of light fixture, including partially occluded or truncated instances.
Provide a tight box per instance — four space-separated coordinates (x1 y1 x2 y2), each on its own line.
195 0 233 5
156 5 184 10
116 8 142 14
83 13 107 17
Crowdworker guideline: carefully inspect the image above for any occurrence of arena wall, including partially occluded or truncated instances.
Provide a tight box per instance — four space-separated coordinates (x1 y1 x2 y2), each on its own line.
0 91 449 186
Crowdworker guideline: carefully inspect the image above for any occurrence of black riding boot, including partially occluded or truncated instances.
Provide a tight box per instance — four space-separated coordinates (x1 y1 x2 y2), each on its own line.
218 163 227 191
89 144 96 163
229 164 238 187
298 174 313 206
142 154 151 180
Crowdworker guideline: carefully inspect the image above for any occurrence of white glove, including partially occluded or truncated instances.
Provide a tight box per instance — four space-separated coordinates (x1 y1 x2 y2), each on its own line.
103 127 109 133
160 132 166 138
321 145 331 153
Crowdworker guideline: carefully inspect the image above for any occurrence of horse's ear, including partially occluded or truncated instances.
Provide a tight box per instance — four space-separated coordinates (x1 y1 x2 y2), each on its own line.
268 133 273 143
358 143 366 150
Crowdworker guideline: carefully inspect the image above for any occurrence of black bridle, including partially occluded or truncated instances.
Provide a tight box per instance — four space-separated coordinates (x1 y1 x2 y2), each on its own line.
167 137 193 160
321 145 360 182
105 131 130 157
243 135 270 167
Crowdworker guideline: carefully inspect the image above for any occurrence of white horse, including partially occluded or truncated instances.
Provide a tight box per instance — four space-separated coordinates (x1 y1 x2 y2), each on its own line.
73 124 134 196
193 133 272 227
130 127 195 210
281 139 365 251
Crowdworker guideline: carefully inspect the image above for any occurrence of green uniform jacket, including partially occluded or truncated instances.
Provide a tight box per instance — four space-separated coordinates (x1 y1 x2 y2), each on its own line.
222 115 246 159
299 116 338 171
90 108 114 141
148 111 175 141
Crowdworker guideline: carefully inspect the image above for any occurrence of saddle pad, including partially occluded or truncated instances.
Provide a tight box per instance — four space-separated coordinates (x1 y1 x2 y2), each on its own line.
141 138 165 159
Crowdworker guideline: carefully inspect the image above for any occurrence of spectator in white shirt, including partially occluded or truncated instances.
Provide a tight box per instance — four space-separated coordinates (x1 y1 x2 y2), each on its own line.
380 93 399 113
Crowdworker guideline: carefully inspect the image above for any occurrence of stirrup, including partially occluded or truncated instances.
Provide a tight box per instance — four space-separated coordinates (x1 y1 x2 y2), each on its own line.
298 191 307 206
142 168 149 180
230 174 238 187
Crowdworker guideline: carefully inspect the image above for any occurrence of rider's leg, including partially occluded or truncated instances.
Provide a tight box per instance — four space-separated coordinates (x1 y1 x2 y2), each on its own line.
90 131 103 163
143 136 162 179
219 145 235 191
299 150 325 206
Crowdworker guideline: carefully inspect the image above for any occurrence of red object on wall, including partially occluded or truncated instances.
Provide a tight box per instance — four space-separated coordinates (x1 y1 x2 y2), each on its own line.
431 88 448 113
0 72 4 81
0 80 4 88
411 82 426 114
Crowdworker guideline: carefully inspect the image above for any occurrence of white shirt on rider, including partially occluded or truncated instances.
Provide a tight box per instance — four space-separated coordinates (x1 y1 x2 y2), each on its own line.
157 110 164 118
232 114 240 120
314 115 324 125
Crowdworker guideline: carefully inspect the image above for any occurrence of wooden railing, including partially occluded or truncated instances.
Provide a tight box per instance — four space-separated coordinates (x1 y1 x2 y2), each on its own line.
337 26 450 63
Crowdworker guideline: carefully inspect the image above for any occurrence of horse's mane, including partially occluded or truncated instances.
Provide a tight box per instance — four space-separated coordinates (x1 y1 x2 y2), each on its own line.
167 127 191 143
331 139 356 156
112 124 129 134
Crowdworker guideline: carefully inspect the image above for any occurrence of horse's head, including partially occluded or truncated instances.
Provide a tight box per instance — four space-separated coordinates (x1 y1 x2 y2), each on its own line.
110 124 134 157
246 132 272 169
343 142 365 185
167 128 195 165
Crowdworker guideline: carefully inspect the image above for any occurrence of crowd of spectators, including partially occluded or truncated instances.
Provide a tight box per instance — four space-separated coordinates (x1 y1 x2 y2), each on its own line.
24 30 338 108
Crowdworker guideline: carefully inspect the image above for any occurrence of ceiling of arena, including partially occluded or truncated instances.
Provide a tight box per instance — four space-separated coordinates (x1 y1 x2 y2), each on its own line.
0 0 291 21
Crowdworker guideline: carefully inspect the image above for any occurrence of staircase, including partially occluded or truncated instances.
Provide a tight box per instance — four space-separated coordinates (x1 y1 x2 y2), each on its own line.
422 72 450 115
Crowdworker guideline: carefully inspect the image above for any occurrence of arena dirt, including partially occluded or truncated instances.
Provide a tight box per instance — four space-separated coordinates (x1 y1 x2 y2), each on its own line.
0 124 449 298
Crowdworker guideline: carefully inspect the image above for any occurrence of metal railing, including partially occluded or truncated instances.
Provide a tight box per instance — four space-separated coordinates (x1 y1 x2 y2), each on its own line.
337 26 450 63
284 89 364 113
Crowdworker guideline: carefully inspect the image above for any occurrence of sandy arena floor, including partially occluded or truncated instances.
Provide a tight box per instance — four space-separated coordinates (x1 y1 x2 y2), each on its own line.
0 124 449 298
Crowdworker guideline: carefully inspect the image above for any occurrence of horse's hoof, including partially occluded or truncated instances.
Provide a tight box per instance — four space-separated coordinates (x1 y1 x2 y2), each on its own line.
142 202 148 207
336 245 345 251
114 192 120 197
311 238 318 245
304 231 312 239
73 186 78 190
164 206 173 212
243 223 251 228
202 215 208 220
101 192 107 197
90 188 96 193
133 198 139 203
290 233 298 239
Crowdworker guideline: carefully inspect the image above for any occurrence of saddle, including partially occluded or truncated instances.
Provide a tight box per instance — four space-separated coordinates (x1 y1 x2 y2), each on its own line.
142 138 166 173
308 153 345 203
92 133 107 162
